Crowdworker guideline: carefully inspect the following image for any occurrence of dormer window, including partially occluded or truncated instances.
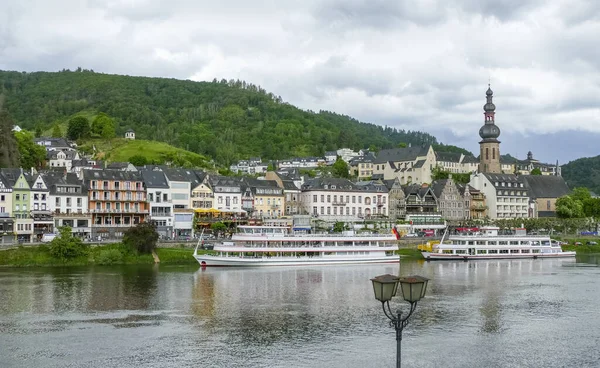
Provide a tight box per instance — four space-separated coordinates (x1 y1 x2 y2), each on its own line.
324 185 328 189
331 185 336 190
495 182 499 186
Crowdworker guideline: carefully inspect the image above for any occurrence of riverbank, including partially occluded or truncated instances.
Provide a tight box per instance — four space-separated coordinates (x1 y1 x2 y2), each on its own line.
0 243 204 267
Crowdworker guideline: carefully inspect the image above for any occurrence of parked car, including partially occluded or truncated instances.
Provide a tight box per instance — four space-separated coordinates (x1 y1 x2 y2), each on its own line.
404 233 419 238
40 233 57 243
574 242 583 246
586 241 598 245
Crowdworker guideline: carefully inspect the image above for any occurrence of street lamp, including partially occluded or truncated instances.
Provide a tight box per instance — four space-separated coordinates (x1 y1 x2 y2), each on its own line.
371 274 429 368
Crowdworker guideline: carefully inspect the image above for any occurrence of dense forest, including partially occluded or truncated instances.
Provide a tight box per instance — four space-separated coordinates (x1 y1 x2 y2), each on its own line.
562 156 600 195
0 69 441 166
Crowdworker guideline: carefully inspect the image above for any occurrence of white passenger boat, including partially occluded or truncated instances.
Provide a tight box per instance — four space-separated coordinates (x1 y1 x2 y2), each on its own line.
193 225 400 267
421 226 576 260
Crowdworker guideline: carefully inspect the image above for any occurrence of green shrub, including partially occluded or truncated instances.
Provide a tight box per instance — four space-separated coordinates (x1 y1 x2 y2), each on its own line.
96 249 123 265
49 226 88 260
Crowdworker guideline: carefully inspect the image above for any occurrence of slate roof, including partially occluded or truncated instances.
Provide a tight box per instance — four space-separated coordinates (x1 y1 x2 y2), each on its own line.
0 168 25 187
373 145 430 164
521 175 570 199
462 155 479 164
413 159 426 169
163 168 197 182
140 170 169 189
435 152 462 163
354 181 389 193
83 169 143 182
301 178 357 191
42 172 87 195
403 183 435 198
483 173 522 183
106 162 131 170
281 180 300 191
430 179 449 198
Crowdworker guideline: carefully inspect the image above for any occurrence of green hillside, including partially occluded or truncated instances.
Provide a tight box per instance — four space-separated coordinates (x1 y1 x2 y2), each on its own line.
562 156 600 194
78 138 210 168
0 69 440 165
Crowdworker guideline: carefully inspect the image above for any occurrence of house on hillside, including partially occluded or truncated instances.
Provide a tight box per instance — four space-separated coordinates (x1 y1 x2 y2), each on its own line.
125 129 135 140
372 145 436 184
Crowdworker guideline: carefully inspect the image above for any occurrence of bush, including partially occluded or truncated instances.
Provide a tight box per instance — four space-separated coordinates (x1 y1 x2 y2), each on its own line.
49 226 88 260
123 222 159 254
96 249 123 265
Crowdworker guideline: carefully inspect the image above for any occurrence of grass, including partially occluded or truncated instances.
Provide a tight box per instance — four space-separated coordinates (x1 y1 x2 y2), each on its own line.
78 138 210 167
0 244 208 267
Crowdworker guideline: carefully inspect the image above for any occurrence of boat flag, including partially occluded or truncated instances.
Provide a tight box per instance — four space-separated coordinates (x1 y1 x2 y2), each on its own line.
392 226 400 240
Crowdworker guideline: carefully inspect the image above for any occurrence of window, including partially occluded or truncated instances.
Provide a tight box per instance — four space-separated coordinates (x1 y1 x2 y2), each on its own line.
77 198 82 207
56 198 60 206
313 195 317 202
321 195 324 202
15 194 20 201
327 195 331 203
547 200 551 210
486 148 489 160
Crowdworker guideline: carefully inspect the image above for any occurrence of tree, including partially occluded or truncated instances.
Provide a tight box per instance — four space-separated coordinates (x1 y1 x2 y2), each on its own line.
211 222 227 233
92 113 116 139
332 156 350 178
530 167 542 175
123 222 159 254
571 187 591 203
555 195 584 218
66 116 90 140
14 130 46 169
51 124 62 138
397 142 408 148
49 226 88 260
0 98 20 168
128 154 148 166
332 222 348 233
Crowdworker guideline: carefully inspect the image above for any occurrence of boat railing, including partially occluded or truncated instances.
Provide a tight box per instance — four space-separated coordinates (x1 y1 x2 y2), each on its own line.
233 232 396 239
450 234 550 239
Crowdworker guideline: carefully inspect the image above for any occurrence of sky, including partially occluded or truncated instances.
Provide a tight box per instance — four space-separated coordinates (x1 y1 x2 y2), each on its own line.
1 0 599 164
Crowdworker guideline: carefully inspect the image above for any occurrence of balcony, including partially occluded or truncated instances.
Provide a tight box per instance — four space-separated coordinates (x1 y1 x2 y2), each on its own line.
90 209 149 214
406 200 437 207
470 204 487 211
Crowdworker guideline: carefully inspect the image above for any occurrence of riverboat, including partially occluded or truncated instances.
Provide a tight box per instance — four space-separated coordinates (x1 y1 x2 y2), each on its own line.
420 226 576 260
193 225 400 267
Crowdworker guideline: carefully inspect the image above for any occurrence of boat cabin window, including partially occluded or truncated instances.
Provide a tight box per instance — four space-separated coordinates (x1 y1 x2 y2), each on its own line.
477 249 487 254
455 250 467 254
468 241 474 245
442 250 453 254
532 249 541 253
510 241 519 245
510 250 520 254
521 249 530 253
487 241 497 246
499 249 509 254
476 241 486 245
488 249 498 254
498 241 508 245
531 241 540 246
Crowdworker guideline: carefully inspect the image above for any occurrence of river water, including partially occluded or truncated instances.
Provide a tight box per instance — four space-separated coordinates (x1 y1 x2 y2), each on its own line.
1 256 600 368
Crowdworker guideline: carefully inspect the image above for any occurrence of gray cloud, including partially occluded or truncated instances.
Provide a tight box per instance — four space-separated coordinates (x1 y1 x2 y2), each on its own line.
1 0 600 163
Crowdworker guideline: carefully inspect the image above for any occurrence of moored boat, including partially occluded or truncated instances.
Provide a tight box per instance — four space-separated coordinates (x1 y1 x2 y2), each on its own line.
194 225 400 267
420 226 576 260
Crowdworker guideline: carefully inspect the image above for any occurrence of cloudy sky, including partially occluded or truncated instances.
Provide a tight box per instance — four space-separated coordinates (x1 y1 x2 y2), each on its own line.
1 0 599 164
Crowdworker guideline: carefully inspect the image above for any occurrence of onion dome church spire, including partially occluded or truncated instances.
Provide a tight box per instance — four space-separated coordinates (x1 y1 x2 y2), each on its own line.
479 84 501 141
478 84 502 173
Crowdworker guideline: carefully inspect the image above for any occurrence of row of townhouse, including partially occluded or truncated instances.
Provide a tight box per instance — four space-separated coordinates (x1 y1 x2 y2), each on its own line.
0 164 573 245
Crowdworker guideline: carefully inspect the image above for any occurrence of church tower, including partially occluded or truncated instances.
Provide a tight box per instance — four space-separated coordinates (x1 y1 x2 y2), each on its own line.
478 85 501 173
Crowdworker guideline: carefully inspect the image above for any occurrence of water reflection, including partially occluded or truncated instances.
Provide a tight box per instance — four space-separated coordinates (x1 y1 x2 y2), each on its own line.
1 258 600 368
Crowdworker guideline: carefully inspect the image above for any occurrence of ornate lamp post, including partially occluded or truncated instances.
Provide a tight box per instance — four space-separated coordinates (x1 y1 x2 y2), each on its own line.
371 274 429 368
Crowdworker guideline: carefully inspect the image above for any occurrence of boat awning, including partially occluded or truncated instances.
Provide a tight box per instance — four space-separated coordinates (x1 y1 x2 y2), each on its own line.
194 208 221 213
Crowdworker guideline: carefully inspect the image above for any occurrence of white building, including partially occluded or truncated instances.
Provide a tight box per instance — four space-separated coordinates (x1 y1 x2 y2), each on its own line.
141 170 174 239
469 172 529 219
44 172 91 238
372 145 437 185
125 129 135 139
229 158 269 174
336 148 359 163
48 150 80 172
300 178 389 221
210 176 243 215
163 168 196 239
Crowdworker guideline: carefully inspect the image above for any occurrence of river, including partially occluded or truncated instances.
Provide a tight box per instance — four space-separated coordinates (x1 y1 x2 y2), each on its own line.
1 256 600 368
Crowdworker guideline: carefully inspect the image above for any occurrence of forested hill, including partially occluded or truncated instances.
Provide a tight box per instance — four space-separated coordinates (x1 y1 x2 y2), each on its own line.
562 156 600 195
0 69 439 165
